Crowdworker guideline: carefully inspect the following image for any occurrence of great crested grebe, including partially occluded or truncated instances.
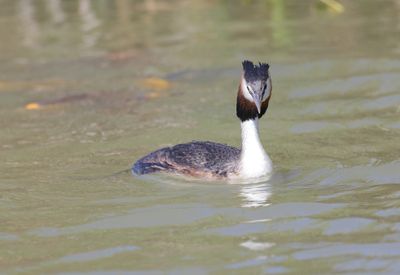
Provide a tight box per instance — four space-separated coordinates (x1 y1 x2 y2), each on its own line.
132 60 273 179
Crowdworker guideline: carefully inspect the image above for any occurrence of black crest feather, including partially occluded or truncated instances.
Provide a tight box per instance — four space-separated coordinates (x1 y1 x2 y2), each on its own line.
242 60 269 82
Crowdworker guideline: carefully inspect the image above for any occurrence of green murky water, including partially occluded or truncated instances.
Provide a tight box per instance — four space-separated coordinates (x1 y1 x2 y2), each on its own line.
1 0 400 274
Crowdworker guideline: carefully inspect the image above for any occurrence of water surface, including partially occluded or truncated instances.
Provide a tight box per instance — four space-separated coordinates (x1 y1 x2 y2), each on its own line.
1 0 400 274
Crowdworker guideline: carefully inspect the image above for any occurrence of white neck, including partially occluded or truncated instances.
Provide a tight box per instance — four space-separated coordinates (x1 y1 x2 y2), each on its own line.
239 119 272 178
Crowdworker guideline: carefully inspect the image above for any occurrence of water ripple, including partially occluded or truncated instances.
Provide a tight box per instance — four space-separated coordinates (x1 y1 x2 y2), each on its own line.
323 218 374 235
293 242 400 260
55 245 139 263
289 73 400 99
28 203 215 237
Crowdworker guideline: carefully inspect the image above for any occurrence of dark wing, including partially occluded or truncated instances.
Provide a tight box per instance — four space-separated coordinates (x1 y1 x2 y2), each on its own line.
133 141 240 177
169 141 240 173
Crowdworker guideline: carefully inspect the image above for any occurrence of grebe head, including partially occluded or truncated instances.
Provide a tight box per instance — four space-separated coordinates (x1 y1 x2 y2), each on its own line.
237 60 272 121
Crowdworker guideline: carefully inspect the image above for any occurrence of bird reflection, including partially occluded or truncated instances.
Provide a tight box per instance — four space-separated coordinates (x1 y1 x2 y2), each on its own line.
240 182 271 208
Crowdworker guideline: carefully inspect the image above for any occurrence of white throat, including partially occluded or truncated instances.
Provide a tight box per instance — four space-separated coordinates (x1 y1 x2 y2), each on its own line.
239 119 272 178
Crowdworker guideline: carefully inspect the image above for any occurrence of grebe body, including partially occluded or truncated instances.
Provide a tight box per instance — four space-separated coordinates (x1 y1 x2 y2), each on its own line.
133 141 240 178
133 60 273 179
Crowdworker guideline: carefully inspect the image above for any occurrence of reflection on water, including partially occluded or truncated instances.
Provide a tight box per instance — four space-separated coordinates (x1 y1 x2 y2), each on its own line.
46 0 65 24
18 0 39 48
270 0 292 48
5 0 399 61
79 0 101 48
240 240 274 251
15 0 102 51
239 182 271 208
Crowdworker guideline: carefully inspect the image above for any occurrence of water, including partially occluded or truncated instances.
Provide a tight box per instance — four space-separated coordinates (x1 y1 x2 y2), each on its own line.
1 0 400 274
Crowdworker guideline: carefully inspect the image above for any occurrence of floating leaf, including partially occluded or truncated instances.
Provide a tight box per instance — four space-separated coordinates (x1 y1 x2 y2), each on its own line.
25 102 41 110
24 94 89 110
141 77 172 90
